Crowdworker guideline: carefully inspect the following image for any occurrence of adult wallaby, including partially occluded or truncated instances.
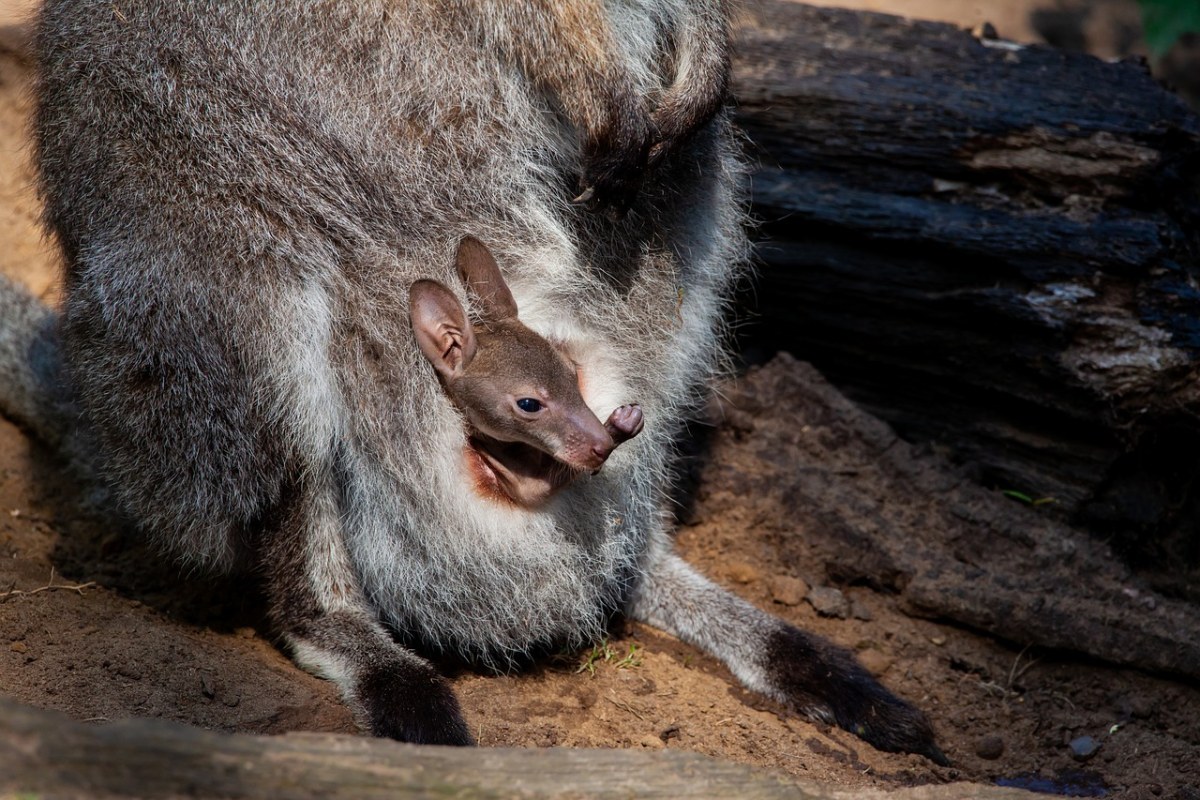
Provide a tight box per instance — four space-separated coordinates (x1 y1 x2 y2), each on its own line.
4 0 945 761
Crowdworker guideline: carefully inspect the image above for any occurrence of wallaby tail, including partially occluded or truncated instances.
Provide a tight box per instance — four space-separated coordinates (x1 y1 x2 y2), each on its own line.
0 274 80 457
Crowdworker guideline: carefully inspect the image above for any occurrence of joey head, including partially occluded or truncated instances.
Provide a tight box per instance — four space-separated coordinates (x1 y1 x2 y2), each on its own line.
410 237 643 507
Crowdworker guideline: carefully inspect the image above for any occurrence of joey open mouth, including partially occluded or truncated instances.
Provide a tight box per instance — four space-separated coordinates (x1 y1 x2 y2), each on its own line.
465 433 582 508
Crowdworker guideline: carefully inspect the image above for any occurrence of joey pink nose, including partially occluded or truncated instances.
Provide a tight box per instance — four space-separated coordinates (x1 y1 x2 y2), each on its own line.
585 434 615 473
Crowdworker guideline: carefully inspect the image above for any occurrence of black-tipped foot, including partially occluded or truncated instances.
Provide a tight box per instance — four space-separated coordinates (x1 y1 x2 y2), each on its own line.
358 664 474 746
766 625 948 765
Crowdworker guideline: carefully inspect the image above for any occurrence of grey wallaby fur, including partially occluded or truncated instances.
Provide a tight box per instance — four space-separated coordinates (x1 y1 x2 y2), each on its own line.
1 0 944 760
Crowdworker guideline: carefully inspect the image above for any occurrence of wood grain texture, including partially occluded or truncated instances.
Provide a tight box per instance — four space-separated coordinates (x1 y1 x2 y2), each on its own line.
0 698 1046 799
704 355 1200 681
732 2 1200 591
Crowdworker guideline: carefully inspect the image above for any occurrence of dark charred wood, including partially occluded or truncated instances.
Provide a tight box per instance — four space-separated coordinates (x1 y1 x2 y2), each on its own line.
731 2 1200 593
700 355 1200 682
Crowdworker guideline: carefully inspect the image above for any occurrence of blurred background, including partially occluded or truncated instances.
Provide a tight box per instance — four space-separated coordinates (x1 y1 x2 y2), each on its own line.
803 0 1198 106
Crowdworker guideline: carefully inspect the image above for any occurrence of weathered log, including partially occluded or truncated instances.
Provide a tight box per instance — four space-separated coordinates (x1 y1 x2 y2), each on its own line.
731 2 1200 591
691 354 1200 681
0 698 1040 800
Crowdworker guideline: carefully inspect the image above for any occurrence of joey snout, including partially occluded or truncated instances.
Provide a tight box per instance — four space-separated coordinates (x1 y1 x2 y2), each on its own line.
552 407 615 474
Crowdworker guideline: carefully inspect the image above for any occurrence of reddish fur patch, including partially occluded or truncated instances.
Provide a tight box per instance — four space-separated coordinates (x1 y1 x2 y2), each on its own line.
463 442 518 508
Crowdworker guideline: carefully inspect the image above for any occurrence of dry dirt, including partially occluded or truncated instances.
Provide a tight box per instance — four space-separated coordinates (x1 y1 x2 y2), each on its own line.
1 9 1198 799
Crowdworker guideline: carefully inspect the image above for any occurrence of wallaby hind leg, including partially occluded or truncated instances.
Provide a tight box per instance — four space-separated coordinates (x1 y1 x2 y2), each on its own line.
629 550 948 764
261 469 472 745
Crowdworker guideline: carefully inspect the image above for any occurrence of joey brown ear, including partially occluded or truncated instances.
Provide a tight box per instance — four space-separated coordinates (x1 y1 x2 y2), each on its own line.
409 279 477 381
456 236 518 321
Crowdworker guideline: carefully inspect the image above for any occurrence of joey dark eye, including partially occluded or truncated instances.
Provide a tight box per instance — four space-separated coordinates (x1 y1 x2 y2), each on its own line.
516 398 543 413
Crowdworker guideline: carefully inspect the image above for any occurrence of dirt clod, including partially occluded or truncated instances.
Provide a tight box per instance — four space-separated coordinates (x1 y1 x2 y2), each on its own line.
856 648 893 676
769 575 808 606
1128 694 1154 720
850 598 874 621
806 586 850 618
975 734 1005 760
726 562 760 584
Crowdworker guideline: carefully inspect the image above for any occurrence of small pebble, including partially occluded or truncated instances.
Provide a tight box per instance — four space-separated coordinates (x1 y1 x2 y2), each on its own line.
1129 694 1154 719
857 648 893 676
806 586 850 619
1069 735 1100 761
769 575 808 606
9 641 28 654
850 599 874 621
727 562 760 584
930 635 947 646
975 734 1005 760
638 734 664 749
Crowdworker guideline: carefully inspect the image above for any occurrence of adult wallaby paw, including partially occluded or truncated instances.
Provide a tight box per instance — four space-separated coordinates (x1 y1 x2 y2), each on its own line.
573 144 649 219
357 664 474 746
573 106 654 218
766 626 949 765
646 100 722 170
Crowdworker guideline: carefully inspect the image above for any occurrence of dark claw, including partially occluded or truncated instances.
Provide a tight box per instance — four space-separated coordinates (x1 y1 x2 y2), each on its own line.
573 167 640 218
574 108 653 217
924 743 952 768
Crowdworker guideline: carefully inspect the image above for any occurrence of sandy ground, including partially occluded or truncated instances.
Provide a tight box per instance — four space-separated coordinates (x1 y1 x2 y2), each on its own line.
1 5 1198 799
